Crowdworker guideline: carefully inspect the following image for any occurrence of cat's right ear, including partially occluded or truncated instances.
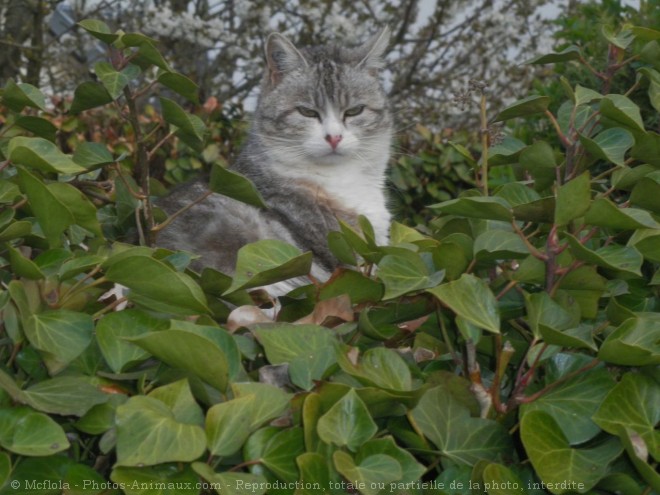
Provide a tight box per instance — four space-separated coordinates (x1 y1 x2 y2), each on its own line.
265 33 308 85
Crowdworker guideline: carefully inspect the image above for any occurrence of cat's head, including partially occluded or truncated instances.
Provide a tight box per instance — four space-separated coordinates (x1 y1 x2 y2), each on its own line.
253 29 392 171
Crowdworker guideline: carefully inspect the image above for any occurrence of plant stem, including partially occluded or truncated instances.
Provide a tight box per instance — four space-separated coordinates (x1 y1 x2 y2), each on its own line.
490 334 507 414
151 190 213 234
479 92 489 196
578 55 606 81
437 305 461 368
496 280 518 300
93 297 128 319
511 221 548 261
518 358 600 404
545 110 572 148
123 85 154 245
466 339 492 418
147 130 175 161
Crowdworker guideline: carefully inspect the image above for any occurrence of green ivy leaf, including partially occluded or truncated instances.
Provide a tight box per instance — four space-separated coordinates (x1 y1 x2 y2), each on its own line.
430 196 512 222
521 411 622 492
579 128 635 166
8 456 107 495
319 268 384 303
209 162 267 208
566 234 643 276
598 315 660 366
333 451 402 495
2 80 47 112
160 97 206 149
473 230 529 261
630 172 660 214
24 310 94 373
0 406 70 456
518 140 557 191
296 453 331 494
357 436 426 485
10 137 87 175
600 94 645 132
602 25 635 49
14 115 57 141
593 372 659 462
555 172 592 226
520 367 615 444
225 240 312 294
206 395 255 456
70 81 113 114
72 142 114 170
377 252 444 299
232 382 291 429
481 463 526 495
525 45 582 64
574 84 603 106
148 379 204 426
158 72 200 104
411 385 512 465
494 95 551 121
252 323 337 390
129 329 229 391
115 396 206 466
539 323 597 351
78 19 119 43
428 274 500 333
105 254 210 315
584 198 660 230
96 309 168 373
7 245 44 280
254 427 305 481
192 463 267 495
94 61 131 100
23 376 108 417
488 137 526 165
616 426 660 492
337 347 413 392
317 389 377 452
49 182 103 237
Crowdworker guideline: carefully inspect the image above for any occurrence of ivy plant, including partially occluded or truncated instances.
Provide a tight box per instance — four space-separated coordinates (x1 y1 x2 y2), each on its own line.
0 17 659 495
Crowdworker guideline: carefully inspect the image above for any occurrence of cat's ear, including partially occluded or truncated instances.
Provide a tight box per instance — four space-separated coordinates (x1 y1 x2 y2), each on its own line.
357 27 391 71
265 33 308 85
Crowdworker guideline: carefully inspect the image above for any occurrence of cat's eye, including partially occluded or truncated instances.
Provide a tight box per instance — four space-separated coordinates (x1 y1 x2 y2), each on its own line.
344 105 365 118
296 106 320 119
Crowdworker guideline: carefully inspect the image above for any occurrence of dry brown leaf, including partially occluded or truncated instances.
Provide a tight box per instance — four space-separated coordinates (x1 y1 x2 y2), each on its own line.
226 305 273 333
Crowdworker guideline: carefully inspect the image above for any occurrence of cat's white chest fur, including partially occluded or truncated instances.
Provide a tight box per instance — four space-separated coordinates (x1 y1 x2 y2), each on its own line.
274 144 392 245
315 158 391 245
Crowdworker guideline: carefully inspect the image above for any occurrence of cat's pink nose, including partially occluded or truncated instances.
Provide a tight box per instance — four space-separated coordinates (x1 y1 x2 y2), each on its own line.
325 134 343 150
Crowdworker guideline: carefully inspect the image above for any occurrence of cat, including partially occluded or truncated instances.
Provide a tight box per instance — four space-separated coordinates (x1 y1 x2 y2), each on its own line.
156 28 393 295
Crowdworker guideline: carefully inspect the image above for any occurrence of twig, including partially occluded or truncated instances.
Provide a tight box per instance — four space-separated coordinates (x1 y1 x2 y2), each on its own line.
511 221 548 261
466 339 491 418
93 297 128 319
578 55 606 81
147 131 176 161
545 110 572 148
518 358 600 404
151 189 213 234
123 85 154 244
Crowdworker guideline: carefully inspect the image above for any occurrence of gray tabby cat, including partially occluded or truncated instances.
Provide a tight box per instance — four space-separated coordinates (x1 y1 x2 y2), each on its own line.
156 28 392 294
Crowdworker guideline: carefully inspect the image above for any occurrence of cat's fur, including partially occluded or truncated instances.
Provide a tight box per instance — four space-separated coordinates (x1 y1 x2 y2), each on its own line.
156 29 392 294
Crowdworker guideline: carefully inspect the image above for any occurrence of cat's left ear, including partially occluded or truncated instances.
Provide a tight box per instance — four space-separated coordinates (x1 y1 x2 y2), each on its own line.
357 27 391 72
265 33 308 85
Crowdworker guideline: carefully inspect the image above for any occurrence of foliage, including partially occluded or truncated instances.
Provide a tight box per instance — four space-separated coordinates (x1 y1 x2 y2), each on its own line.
1 13 660 495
